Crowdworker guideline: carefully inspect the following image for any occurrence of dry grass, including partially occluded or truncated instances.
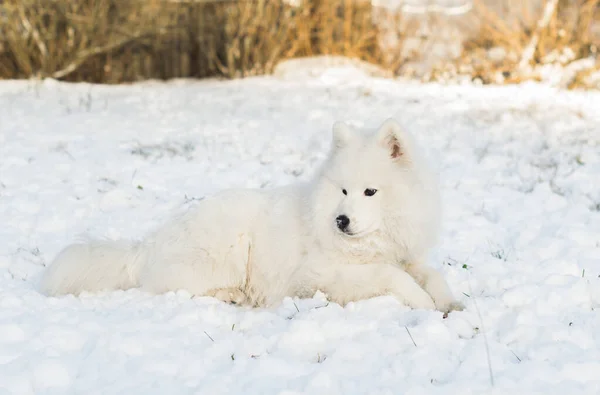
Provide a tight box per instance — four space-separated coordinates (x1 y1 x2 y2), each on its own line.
0 0 415 83
454 0 600 86
0 0 170 81
0 0 598 87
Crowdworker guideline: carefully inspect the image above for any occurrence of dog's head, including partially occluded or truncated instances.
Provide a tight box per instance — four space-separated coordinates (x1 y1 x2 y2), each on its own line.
314 118 440 253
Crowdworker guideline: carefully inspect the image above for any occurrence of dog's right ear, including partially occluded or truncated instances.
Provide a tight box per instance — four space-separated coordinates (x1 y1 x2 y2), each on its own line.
332 121 354 149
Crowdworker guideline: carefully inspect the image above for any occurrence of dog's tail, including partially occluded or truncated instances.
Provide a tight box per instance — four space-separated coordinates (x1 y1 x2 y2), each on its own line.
39 240 145 296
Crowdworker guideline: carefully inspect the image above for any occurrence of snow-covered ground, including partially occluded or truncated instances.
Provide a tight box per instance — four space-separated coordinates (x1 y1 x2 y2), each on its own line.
1 68 600 394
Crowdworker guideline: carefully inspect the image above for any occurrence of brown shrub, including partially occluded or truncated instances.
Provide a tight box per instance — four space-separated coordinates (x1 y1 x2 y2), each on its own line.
0 0 598 87
456 0 600 85
0 0 413 82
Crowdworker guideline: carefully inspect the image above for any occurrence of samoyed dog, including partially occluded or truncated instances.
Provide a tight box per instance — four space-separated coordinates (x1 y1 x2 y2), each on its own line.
40 118 463 313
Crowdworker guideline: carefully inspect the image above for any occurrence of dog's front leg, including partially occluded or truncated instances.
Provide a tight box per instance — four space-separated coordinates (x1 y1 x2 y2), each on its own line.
404 261 464 313
312 263 436 310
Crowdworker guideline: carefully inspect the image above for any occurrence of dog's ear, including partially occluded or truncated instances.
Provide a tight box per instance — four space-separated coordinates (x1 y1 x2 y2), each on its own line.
376 118 409 161
332 121 354 149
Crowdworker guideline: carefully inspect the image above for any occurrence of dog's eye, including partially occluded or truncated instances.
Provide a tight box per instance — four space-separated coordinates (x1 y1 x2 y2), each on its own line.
364 188 377 196
342 189 348 196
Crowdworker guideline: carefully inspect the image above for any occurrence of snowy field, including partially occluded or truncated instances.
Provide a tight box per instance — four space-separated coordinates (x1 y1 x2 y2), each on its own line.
1 67 600 394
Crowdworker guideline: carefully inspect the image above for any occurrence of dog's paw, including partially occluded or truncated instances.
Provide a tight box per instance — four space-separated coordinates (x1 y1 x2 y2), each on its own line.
437 300 465 314
212 288 247 305
405 292 436 311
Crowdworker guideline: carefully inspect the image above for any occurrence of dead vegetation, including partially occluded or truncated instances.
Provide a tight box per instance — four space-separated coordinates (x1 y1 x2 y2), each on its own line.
447 0 600 87
0 0 598 88
0 0 410 82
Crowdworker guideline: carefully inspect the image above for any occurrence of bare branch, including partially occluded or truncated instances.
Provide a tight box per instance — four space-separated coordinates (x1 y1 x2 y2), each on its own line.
51 34 145 79
518 0 559 71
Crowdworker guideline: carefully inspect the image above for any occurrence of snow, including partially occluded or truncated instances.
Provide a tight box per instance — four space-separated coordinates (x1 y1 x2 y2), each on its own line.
1 68 600 394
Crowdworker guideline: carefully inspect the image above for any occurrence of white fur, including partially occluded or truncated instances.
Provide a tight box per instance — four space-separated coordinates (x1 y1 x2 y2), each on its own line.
39 119 463 312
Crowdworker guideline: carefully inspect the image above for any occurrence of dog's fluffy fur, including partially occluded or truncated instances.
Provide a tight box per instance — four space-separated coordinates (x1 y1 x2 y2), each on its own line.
39 119 463 312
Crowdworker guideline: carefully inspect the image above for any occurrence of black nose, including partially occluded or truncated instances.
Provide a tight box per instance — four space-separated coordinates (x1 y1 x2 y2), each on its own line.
336 215 350 231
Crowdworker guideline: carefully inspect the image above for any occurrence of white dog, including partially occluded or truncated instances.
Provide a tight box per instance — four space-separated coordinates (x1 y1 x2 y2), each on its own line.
40 119 463 313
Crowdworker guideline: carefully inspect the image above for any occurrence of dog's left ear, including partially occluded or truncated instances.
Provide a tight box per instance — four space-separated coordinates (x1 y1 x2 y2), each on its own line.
332 121 355 149
376 118 407 160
